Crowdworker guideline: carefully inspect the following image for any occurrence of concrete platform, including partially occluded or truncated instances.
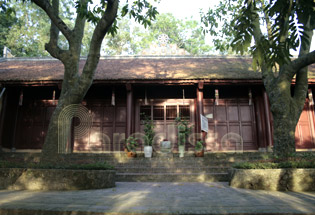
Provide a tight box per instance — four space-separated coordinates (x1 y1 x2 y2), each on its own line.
0 182 314 215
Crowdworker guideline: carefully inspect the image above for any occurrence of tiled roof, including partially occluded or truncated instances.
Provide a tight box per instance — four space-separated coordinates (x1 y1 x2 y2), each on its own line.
0 56 314 82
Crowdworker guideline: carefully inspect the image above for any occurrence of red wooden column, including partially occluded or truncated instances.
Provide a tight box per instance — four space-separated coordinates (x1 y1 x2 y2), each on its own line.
263 89 273 148
196 82 205 140
0 89 7 151
126 84 133 139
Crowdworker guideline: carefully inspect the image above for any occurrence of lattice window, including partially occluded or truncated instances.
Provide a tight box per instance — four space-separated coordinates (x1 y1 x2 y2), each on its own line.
153 106 164 120
179 105 190 119
140 106 151 120
166 105 177 120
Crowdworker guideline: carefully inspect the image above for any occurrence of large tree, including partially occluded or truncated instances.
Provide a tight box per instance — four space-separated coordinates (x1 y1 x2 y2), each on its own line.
102 13 213 55
202 0 315 157
20 0 158 159
0 2 17 57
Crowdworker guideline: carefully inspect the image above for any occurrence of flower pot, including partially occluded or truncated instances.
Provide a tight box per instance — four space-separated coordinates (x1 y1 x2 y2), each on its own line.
178 145 185 158
160 140 172 153
195 150 204 157
125 147 137 158
127 151 137 158
144 146 153 158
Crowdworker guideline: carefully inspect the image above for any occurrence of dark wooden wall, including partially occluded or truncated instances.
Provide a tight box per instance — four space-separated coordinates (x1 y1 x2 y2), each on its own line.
1 84 315 152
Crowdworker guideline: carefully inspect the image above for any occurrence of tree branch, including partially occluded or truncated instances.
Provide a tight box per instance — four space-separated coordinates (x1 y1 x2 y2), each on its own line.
293 18 314 108
31 0 73 42
43 0 69 61
291 50 315 72
262 1 272 41
77 0 119 95
248 0 274 85
71 0 88 55
278 0 293 43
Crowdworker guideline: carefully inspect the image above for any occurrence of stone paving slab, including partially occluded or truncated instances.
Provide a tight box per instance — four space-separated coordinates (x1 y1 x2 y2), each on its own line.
0 182 314 215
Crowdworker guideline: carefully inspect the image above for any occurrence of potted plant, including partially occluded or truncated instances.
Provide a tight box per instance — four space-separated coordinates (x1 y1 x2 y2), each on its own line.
175 117 192 158
125 136 138 158
142 114 155 158
195 140 204 157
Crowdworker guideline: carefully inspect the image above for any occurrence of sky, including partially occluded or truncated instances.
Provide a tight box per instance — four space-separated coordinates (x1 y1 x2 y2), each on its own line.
155 0 216 20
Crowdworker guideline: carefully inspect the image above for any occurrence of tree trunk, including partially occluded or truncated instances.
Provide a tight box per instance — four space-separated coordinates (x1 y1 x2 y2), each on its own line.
266 76 303 157
30 0 119 162
41 61 89 161
272 111 298 157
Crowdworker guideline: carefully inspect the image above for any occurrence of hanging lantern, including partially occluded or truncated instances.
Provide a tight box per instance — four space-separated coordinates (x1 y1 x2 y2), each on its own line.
182 88 185 105
111 88 115 106
308 89 314 106
249 89 252 105
19 90 23 106
145 88 148 105
52 90 56 105
215 89 219 106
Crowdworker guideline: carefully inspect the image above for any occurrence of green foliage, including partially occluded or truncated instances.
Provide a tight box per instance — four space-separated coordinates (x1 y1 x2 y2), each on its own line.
175 117 192 146
140 13 212 55
200 0 244 54
126 136 138 152
0 0 75 57
121 0 158 29
0 8 16 57
234 160 315 169
1 0 159 57
0 160 114 170
141 113 155 146
201 0 315 67
195 140 204 152
103 13 213 55
233 154 315 169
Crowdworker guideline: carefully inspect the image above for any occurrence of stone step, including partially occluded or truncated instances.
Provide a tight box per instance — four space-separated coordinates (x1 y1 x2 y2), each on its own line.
110 161 235 168
116 172 229 182
115 166 229 174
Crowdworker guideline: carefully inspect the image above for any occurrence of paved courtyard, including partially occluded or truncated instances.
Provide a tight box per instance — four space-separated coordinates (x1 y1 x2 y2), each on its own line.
0 182 314 215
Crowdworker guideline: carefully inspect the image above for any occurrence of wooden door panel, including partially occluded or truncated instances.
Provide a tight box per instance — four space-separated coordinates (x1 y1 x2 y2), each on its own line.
116 107 126 122
241 125 254 142
295 100 315 149
229 125 241 135
204 99 257 151
228 106 239 121
103 107 114 122
216 106 227 121
90 107 102 122
217 125 228 144
240 106 252 121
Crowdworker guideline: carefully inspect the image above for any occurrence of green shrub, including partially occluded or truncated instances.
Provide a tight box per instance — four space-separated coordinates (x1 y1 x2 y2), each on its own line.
233 159 315 169
0 161 114 170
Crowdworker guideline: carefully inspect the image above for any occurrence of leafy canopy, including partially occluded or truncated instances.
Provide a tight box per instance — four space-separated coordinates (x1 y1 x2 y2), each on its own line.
201 0 315 69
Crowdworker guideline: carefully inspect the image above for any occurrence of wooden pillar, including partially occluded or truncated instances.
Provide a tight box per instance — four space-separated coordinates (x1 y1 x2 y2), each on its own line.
196 82 205 141
254 96 266 150
263 89 273 148
126 84 133 139
0 90 8 151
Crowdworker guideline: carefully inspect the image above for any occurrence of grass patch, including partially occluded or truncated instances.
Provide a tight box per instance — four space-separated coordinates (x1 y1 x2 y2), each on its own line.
0 161 114 170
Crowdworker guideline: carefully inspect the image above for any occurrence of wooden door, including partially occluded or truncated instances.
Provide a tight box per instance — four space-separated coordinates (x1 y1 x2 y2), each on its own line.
295 99 315 149
16 100 54 149
136 99 195 151
73 99 126 152
204 98 257 151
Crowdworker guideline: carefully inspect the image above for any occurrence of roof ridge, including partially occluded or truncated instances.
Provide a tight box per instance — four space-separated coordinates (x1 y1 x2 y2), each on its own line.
0 55 254 62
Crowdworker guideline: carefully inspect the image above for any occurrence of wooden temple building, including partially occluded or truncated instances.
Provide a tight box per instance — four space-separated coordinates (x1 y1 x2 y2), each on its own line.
0 56 315 153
